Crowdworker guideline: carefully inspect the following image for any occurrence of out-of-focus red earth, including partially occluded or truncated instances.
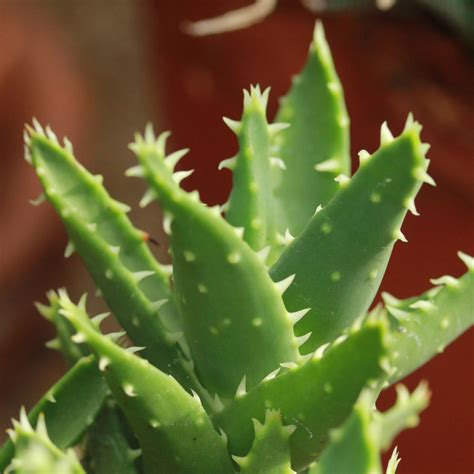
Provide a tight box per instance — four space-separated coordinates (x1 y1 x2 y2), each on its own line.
1 1 473 473
0 5 92 437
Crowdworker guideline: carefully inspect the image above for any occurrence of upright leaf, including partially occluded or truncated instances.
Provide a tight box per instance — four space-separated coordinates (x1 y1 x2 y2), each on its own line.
315 383 428 474
26 124 195 391
272 21 350 236
315 400 381 474
271 118 432 352
222 85 286 263
131 127 301 400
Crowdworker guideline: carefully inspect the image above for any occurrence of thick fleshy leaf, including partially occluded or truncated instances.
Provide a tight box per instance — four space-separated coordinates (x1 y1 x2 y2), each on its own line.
214 321 387 470
26 125 195 391
6 413 84 474
0 357 107 472
36 289 90 366
382 252 474 382
315 383 428 474
272 21 350 236
131 127 300 400
222 85 283 264
315 400 381 474
59 293 234 474
84 402 140 474
235 410 294 474
271 118 431 352
39 289 141 474
373 383 429 451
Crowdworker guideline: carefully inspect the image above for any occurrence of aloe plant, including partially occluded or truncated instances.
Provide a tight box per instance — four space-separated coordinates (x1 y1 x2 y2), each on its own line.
2 22 472 473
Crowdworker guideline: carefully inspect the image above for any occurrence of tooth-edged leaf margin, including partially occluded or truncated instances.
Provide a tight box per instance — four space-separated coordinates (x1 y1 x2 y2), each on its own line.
315 393 381 474
213 320 388 471
0 356 108 472
84 401 140 474
6 412 85 474
373 382 430 451
315 383 429 474
222 85 282 264
25 125 200 391
59 297 235 474
271 117 430 353
37 289 90 366
131 126 300 400
233 409 295 473
61 291 216 413
272 20 350 237
383 253 474 383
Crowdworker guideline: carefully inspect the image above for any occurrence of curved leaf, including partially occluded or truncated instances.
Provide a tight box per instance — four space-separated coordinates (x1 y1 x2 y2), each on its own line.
59 293 234 474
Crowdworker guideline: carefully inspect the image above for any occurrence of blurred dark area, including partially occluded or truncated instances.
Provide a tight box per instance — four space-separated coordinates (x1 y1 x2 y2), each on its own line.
0 1 473 473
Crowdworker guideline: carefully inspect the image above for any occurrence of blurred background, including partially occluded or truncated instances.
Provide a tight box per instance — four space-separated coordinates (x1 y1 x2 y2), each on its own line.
0 1 472 472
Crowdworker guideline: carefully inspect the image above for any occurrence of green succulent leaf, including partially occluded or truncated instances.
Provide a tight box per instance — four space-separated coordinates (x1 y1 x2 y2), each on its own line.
373 383 430 451
58 292 234 474
25 125 195 390
315 397 381 474
0 357 107 472
16 19 472 474
214 320 387 471
39 289 142 473
271 117 432 352
315 382 429 474
234 410 295 474
6 412 84 474
131 127 300 400
382 252 474 382
272 21 350 237
36 289 90 366
85 402 140 474
222 85 284 264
